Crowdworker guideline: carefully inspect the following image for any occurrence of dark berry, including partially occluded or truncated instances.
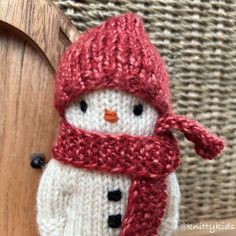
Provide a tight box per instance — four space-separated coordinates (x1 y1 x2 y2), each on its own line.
31 153 46 169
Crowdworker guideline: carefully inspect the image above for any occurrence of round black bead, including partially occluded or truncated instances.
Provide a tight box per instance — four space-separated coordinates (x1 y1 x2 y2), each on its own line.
31 153 46 169
108 189 122 202
108 214 122 228
80 100 88 113
133 104 143 116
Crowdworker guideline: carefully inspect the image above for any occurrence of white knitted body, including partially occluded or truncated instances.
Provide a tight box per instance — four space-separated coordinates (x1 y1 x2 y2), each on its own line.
37 89 180 235
37 160 180 236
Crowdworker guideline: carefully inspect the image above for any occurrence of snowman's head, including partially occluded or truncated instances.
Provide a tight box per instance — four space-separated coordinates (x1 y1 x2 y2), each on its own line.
65 89 158 136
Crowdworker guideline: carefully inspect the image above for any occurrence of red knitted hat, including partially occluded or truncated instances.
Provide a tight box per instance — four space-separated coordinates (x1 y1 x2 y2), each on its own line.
55 13 171 117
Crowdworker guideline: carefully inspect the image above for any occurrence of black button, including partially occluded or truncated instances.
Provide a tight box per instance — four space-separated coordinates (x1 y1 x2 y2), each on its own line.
108 214 122 228
107 189 122 202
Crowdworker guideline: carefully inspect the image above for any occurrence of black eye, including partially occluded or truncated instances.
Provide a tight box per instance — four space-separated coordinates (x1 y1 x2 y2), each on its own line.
133 104 143 116
80 100 88 113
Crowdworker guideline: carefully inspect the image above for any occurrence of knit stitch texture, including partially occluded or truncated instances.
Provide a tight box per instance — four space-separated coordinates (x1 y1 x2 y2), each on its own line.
55 13 171 117
54 0 234 223
37 160 180 236
37 13 224 236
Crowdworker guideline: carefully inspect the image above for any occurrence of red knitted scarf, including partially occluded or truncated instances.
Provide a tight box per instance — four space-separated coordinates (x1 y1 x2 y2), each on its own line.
52 114 224 236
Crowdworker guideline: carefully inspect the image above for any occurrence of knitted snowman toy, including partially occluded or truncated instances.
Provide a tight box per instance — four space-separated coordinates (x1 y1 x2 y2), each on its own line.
36 13 224 236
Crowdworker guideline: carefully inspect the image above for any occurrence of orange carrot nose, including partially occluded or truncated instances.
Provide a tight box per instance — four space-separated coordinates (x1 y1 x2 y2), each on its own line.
104 109 118 123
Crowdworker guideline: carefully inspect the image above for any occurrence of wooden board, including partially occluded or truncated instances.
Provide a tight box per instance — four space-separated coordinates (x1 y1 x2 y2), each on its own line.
0 1 79 235
0 0 79 69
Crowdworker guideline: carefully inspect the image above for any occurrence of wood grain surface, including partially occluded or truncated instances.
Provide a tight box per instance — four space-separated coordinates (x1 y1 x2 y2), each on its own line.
0 28 58 236
0 0 79 69
0 0 79 235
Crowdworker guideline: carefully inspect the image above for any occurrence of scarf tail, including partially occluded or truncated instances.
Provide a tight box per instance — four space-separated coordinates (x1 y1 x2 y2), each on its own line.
156 114 225 160
120 177 167 236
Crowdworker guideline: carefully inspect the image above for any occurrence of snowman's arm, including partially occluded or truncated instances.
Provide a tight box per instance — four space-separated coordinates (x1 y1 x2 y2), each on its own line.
37 159 73 236
159 173 180 236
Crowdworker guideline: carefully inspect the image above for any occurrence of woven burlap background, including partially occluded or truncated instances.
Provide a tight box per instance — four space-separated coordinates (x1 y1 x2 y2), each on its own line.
54 0 236 223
